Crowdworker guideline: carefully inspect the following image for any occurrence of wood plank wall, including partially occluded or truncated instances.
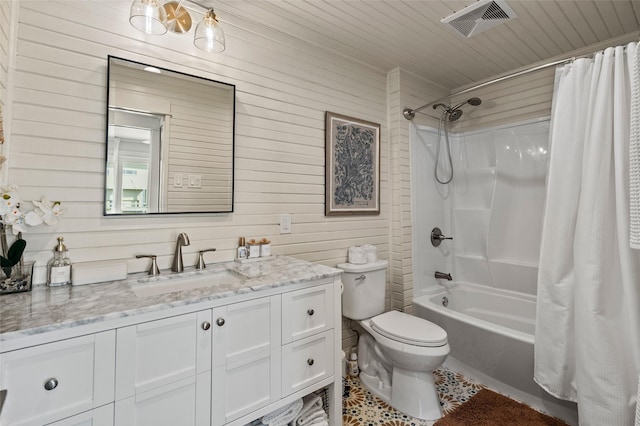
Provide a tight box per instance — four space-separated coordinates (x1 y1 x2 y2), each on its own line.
1 0 390 328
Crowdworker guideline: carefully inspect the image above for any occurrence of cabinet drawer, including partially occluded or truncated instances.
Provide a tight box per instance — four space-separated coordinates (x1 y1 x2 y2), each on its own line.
0 331 116 426
281 330 334 396
46 404 114 426
282 283 333 344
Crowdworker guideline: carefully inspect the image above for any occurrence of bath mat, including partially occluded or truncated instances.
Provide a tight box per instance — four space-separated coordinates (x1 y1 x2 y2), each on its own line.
434 388 568 426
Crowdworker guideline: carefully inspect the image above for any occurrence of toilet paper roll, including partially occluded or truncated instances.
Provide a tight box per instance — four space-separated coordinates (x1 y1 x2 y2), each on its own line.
362 244 378 263
348 246 367 264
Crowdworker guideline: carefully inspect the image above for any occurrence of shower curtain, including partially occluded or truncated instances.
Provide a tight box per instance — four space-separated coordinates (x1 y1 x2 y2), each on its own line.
535 42 640 425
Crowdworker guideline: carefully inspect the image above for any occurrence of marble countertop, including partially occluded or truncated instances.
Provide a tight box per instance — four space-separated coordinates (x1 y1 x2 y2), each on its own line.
0 256 342 343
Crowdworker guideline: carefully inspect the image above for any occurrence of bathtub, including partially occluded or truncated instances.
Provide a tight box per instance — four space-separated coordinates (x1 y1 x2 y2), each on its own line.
414 283 578 425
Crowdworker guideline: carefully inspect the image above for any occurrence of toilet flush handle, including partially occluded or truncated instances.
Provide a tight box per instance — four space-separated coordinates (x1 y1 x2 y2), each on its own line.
355 274 366 282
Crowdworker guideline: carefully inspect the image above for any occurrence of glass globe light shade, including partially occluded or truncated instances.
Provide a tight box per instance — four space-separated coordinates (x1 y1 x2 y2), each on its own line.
130 0 168 35
193 9 225 53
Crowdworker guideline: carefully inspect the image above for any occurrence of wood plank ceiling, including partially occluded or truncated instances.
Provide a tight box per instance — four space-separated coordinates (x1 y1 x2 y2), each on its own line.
213 0 640 90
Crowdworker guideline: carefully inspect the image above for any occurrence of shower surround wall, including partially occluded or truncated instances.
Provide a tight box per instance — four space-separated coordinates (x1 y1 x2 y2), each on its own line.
411 118 550 296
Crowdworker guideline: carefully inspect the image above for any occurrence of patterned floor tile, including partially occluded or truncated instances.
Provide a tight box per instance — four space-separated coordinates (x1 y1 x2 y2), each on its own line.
343 366 483 425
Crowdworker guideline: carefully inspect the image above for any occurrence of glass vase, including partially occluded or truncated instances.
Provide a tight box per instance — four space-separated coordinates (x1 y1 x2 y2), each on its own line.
0 260 34 295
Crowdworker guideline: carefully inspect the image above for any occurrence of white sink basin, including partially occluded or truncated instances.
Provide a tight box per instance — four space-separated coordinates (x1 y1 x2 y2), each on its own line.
131 270 243 298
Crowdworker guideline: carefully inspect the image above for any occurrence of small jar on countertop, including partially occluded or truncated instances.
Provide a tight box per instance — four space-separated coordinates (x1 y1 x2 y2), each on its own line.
260 238 271 257
247 239 260 258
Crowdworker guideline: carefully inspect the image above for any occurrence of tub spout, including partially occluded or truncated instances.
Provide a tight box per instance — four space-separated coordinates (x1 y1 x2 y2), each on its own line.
434 271 452 281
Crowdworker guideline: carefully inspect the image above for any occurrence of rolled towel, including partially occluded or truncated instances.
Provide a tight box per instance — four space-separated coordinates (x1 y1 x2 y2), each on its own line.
261 398 303 426
297 394 322 418
296 409 327 426
307 420 328 426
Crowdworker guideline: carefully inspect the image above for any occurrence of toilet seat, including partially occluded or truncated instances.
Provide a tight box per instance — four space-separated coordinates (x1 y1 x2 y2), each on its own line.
370 311 447 347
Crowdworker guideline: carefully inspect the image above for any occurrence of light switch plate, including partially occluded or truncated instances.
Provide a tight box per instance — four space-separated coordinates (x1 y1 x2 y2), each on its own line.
174 174 183 188
280 214 292 234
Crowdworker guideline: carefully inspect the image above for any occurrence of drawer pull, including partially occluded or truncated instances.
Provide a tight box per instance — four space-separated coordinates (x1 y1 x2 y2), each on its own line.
216 318 225 326
201 321 211 330
307 358 314 366
43 378 59 391
307 309 314 316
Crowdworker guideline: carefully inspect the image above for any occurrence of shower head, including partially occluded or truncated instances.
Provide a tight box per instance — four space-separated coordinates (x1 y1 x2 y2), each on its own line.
448 109 463 121
451 97 483 111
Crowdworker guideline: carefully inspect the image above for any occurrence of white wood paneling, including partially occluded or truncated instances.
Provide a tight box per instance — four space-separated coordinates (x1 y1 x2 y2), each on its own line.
217 0 640 91
4 0 389 284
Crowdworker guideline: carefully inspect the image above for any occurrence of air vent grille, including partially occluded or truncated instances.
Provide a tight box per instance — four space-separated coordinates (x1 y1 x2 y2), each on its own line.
442 0 517 38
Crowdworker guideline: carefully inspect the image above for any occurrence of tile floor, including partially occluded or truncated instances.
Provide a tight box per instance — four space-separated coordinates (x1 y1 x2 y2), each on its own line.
342 366 484 426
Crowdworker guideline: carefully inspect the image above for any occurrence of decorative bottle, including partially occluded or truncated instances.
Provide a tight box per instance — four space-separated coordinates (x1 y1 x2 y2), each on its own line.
237 237 248 260
47 237 72 287
348 352 359 377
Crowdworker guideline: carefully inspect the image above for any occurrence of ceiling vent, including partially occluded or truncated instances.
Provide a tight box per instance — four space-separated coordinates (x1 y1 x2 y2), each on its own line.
442 0 517 38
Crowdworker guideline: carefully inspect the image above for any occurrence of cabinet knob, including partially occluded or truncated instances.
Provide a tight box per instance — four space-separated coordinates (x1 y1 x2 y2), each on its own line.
43 378 59 391
307 308 314 316
216 318 225 326
307 358 314 366
201 321 211 330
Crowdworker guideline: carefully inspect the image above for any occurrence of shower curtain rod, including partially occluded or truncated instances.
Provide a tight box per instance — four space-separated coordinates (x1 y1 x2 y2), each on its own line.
403 56 576 121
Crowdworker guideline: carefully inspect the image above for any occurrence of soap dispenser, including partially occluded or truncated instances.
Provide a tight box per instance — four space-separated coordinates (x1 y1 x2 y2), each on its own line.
47 237 72 287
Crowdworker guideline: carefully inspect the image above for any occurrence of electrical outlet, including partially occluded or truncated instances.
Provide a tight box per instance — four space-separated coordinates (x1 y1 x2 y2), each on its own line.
174 174 183 188
188 174 202 188
280 214 291 234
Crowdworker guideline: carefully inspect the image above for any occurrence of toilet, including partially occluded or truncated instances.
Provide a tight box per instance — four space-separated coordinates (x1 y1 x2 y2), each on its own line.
338 260 450 420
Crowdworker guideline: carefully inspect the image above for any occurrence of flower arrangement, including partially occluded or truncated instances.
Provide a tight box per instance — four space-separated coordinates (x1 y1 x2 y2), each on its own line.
0 184 65 279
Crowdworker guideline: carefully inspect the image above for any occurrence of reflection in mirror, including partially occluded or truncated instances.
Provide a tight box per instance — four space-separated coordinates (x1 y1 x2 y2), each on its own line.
105 56 235 215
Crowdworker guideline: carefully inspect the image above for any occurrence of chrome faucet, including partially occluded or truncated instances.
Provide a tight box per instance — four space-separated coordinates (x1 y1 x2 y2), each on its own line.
434 271 452 281
171 233 190 272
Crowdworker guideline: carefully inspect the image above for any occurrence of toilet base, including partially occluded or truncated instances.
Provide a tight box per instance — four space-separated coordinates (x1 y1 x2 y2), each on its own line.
358 367 443 421
391 367 442 420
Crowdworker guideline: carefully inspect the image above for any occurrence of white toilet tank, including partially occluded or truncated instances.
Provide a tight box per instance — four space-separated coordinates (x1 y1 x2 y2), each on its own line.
338 260 388 320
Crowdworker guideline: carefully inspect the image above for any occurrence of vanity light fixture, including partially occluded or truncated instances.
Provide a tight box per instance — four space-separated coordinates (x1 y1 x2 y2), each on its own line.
193 9 225 53
129 0 168 35
128 0 226 53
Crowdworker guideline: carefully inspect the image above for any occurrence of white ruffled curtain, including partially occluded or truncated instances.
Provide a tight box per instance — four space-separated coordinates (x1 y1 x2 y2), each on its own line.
535 42 640 425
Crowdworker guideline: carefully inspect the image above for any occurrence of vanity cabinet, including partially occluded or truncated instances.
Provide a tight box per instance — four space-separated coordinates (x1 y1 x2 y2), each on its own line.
0 268 342 426
211 295 281 425
0 331 115 426
114 310 212 426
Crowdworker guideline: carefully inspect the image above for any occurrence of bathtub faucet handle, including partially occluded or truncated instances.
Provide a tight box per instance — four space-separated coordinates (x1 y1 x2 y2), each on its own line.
431 227 453 247
434 271 452 281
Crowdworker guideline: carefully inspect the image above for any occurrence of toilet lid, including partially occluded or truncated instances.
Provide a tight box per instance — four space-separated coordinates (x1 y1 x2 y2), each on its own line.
370 311 448 347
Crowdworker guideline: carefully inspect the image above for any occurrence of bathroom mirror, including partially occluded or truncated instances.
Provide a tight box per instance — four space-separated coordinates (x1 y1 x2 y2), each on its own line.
105 56 235 215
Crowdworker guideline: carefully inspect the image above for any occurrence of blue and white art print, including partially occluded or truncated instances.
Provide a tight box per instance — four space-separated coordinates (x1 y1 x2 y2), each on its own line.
325 112 380 216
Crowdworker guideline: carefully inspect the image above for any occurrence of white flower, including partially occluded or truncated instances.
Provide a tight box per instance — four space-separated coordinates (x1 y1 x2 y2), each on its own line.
0 185 20 216
2 207 28 235
31 199 66 226
0 185 65 233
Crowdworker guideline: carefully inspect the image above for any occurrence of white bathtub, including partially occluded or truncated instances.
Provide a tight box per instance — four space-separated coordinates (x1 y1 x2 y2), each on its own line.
414 283 578 425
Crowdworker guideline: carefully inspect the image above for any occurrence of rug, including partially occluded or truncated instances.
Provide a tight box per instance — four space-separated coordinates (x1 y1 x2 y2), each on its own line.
434 388 568 426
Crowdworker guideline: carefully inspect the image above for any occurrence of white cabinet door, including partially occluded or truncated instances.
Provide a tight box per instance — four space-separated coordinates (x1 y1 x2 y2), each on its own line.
114 373 210 426
46 404 114 426
211 295 281 425
115 310 212 400
0 331 116 426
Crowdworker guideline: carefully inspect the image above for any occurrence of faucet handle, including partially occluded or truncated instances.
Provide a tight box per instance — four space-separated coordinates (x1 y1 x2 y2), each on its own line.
196 249 217 270
136 255 160 276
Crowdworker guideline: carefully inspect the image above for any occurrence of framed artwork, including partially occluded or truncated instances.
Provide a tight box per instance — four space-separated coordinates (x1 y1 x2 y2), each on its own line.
325 112 380 216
